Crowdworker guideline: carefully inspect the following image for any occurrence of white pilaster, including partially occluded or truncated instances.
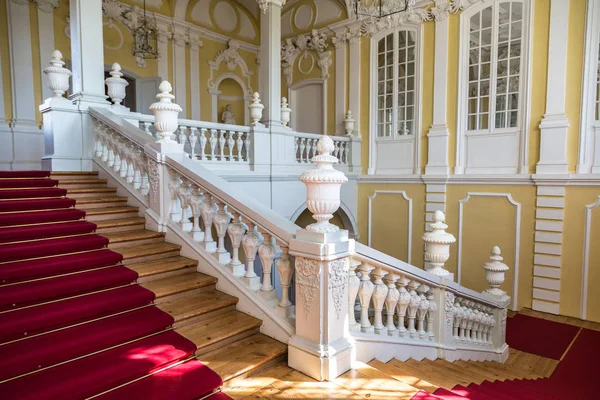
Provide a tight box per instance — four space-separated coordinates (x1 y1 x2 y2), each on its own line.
190 34 202 120
69 0 108 105
172 27 188 118
425 18 450 175
537 0 570 174
157 24 169 82
334 38 347 135
37 2 57 101
259 2 282 126
348 37 360 136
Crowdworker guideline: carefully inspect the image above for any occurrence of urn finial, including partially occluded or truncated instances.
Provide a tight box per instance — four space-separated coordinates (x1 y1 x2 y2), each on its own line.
105 62 128 106
149 80 183 143
482 246 510 298
43 49 72 99
422 211 456 277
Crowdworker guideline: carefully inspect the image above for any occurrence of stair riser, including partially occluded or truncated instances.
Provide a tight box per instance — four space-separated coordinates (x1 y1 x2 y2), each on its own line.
123 250 181 265
86 212 140 222
67 191 117 199
108 237 165 250
154 285 217 305
96 224 145 234
172 304 237 329
194 327 260 357
74 201 128 209
224 353 287 384
136 266 196 284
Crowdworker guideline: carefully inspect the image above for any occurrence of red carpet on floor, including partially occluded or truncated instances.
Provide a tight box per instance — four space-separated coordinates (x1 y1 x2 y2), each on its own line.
0 171 225 399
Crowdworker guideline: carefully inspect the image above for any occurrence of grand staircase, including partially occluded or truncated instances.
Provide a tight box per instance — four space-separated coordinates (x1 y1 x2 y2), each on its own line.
0 170 286 399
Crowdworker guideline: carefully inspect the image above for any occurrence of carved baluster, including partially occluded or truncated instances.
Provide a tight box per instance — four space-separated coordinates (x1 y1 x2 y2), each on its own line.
227 131 235 161
199 195 218 251
275 246 294 315
119 146 129 178
209 129 217 160
464 302 474 341
426 289 436 342
106 134 115 167
460 300 469 340
199 128 208 160
177 181 192 231
453 298 462 339
212 202 232 263
126 146 136 183
299 138 306 162
189 128 198 159
348 259 361 332
189 187 205 241
218 130 226 160
488 313 496 344
226 213 247 276
416 284 430 340
101 135 109 162
357 262 374 334
168 175 182 222
243 133 250 161
143 121 152 136
258 233 277 293
384 274 400 336
294 138 300 162
235 132 243 161
112 141 121 173
139 159 149 196
241 224 263 291
407 280 421 339
132 152 142 189
396 276 411 337
340 142 347 164
306 138 314 160
177 126 187 146
475 307 484 343
371 267 388 335
333 141 340 159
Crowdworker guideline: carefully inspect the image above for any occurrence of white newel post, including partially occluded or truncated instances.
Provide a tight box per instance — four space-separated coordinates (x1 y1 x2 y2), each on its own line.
144 81 185 233
288 135 356 381
422 211 456 277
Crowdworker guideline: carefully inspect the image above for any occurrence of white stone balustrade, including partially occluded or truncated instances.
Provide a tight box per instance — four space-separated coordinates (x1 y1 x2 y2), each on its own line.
294 133 350 165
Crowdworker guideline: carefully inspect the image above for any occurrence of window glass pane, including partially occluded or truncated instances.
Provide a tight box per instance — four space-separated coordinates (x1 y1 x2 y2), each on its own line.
386 34 393 50
496 95 506 111
496 112 506 128
481 63 491 79
468 114 478 130
469 66 479 81
479 113 489 129
481 28 492 46
407 76 414 91
482 8 492 29
378 39 385 53
511 2 523 21
407 47 415 61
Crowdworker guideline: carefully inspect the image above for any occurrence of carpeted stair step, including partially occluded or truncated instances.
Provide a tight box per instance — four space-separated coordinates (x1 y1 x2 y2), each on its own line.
94 359 226 400
0 285 154 343
412 390 445 399
431 387 468 399
127 256 198 281
0 330 197 400
0 171 50 178
84 206 139 222
120 242 183 264
0 209 86 227
0 198 75 212
65 187 117 199
465 383 515 400
0 235 109 263
0 249 123 284
450 385 496 400
56 178 107 189
95 217 146 233
0 187 66 200
0 179 58 189
141 270 217 302
0 266 138 311
0 306 173 382
159 289 238 328
103 229 165 249
201 333 288 383
176 310 263 356
0 221 97 243
73 196 128 209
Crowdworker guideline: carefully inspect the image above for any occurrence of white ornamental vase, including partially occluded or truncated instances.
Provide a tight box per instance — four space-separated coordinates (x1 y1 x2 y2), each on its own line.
248 92 264 125
482 246 509 297
149 81 182 144
300 135 348 233
422 210 456 277
344 110 356 136
280 97 292 127
105 62 128 106
43 50 71 98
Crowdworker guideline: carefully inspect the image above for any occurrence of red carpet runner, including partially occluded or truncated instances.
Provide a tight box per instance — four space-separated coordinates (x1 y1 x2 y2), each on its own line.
0 171 229 399
411 315 598 399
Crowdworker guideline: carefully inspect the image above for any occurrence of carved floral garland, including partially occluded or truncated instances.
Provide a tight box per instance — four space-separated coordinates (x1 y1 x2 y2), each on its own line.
147 158 160 204
295 257 320 321
328 258 350 320
445 291 455 334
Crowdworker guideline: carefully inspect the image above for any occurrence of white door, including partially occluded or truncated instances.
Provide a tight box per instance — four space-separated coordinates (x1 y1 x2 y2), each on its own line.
135 77 160 114
290 81 324 133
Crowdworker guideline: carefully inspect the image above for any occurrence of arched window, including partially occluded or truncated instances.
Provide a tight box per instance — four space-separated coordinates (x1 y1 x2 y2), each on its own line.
456 0 531 174
369 27 422 175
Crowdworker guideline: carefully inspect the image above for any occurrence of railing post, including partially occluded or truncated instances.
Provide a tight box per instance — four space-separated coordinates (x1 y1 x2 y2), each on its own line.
288 135 355 381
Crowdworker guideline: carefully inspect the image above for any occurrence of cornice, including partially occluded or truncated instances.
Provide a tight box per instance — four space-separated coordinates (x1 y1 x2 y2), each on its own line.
359 173 600 186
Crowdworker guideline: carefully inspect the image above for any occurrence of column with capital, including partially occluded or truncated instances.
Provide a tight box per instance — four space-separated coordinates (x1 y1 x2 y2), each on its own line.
258 1 283 126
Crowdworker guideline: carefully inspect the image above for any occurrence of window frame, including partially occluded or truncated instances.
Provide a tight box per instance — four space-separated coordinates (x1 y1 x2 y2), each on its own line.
456 0 533 174
369 24 423 175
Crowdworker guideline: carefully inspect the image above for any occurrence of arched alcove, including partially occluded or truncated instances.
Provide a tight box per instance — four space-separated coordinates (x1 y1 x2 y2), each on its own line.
216 78 245 125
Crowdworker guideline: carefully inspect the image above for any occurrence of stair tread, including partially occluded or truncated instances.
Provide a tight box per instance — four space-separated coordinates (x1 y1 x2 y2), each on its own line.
141 270 217 298
66 188 117 193
158 289 238 322
58 179 107 184
176 310 262 350
74 197 128 205
127 255 197 277
387 359 459 390
50 171 99 176
418 359 490 385
83 206 139 215
368 359 439 392
95 217 145 229
201 333 287 382
334 362 421 399
102 229 165 244
118 242 181 260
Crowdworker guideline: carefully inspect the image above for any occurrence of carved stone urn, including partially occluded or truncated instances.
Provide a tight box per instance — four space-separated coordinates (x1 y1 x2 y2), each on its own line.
149 81 182 144
105 63 128 106
344 110 356 136
300 135 348 233
43 50 71 99
248 92 264 125
422 210 456 277
482 246 509 297
280 97 292 127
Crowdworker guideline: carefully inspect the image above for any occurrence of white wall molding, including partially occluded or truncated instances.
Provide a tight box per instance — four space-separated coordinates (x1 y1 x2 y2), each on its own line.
458 192 521 310
367 190 413 264
333 35 347 135
37 3 57 101
189 33 202 120
580 195 600 320
348 33 360 137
